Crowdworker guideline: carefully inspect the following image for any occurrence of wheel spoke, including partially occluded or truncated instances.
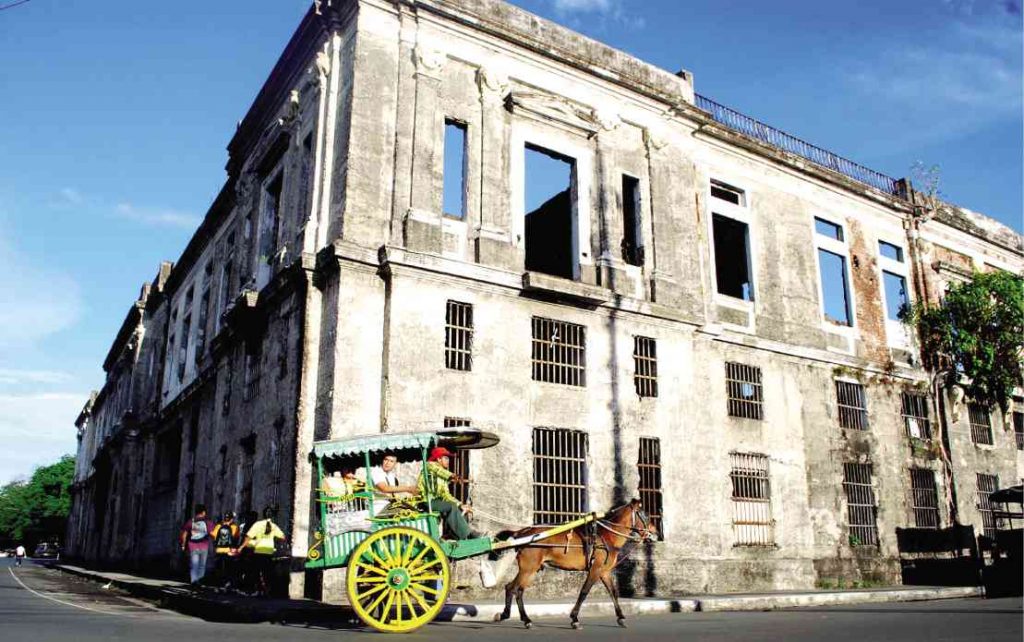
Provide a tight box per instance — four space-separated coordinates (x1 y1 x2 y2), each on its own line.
410 573 444 582
407 586 430 613
401 535 417 566
410 581 440 596
365 547 392 570
366 585 392 613
406 543 431 571
354 575 388 584
356 583 388 601
408 556 441 575
354 561 389 577
379 590 396 624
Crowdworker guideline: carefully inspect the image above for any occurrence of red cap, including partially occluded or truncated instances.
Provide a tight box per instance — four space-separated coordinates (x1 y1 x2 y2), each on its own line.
428 446 454 462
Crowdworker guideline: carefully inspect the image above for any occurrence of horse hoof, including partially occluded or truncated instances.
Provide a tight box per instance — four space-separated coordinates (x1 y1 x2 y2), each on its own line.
617 618 628 628
493 613 505 622
571 621 582 630
524 622 533 630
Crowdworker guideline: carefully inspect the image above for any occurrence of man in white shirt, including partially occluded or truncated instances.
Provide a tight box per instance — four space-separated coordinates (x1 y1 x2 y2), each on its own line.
14 545 26 566
369 454 418 515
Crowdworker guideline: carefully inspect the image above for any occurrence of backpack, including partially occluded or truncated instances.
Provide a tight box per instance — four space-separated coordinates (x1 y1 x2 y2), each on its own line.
215 524 236 548
189 519 210 542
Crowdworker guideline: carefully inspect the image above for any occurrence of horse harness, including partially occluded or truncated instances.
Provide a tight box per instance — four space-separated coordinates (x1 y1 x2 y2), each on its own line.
533 506 652 571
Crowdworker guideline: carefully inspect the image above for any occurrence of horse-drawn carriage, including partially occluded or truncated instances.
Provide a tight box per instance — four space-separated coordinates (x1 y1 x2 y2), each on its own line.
305 427 654 632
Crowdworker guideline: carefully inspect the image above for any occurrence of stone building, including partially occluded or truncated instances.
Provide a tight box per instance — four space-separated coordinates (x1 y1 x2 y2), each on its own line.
68 0 1023 600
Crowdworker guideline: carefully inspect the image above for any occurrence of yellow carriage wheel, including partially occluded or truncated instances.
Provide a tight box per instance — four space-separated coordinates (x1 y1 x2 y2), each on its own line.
346 526 451 633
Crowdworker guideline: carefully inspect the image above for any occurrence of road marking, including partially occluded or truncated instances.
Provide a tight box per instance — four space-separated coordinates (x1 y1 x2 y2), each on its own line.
8 567 141 618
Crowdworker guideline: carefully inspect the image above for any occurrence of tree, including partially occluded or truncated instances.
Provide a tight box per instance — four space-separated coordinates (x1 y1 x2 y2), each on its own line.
908 270 1024 414
0 455 76 547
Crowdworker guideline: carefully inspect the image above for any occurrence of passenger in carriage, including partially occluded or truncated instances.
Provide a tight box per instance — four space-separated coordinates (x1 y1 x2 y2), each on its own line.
370 454 418 498
417 447 482 540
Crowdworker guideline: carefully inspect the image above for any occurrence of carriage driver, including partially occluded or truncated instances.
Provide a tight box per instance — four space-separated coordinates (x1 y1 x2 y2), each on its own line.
418 446 482 540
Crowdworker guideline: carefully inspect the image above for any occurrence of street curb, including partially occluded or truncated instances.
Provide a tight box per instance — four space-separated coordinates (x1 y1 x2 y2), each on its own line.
49 563 985 624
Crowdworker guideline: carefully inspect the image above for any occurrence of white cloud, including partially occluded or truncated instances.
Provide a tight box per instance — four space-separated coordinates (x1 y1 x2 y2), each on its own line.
547 0 645 28
0 234 83 351
58 187 84 205
0 392 85 484
552 0 612 11
115 202 201 229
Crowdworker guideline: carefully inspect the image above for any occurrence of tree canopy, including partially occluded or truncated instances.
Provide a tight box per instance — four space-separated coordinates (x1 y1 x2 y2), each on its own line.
909 270 1024 413
0 455 75 547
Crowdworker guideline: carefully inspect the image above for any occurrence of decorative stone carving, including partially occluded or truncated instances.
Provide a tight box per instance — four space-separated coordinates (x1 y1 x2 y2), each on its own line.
644 126 669 151
506 90 600 136
592 108 621 132
476 66 509 96
414 45 445 76
315 50 331 79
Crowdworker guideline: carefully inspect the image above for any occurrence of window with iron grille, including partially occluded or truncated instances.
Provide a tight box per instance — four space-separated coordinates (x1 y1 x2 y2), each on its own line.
976 473 999 538
1014 404 1024 451
729 452 773 546
901 392 932 439
532 428 588 525
968 403 993 445
531 317 586 387
725 362 763 420
445 300 473 371
444 417 471 503
242 343 261 402
637 437 664 540
909 468 939 529
835 380 869 430
633 336 658 398
842 463 879 546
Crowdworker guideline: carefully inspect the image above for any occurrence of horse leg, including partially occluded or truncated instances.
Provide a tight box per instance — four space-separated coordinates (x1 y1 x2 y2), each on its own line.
495 554 520 622
599 571 626 627
515 586 532 629
568 565 602 630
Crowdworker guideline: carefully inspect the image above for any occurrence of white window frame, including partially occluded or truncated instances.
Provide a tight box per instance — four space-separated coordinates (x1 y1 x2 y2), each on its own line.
812 216 857 339
706 178 757 332
877 236 912 348
510 124 593 281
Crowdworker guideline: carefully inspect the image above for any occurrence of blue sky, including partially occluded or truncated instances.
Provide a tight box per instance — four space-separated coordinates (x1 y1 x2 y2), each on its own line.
0 0 1020 483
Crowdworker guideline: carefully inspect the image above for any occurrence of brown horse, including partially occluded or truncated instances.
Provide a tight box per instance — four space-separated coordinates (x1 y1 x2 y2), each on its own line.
493 498 656 629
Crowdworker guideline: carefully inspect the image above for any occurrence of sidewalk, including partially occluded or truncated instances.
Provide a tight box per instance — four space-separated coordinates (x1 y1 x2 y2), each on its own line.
50 562 984 625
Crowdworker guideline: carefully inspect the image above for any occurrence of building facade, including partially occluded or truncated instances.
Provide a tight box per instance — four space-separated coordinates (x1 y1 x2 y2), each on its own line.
68 0 1023 599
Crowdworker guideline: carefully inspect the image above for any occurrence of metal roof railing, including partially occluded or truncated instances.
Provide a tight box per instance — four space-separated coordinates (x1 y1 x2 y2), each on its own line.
694 94 902 198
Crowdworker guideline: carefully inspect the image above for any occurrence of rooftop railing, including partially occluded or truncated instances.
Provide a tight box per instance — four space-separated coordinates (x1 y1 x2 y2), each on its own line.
694 94 902 198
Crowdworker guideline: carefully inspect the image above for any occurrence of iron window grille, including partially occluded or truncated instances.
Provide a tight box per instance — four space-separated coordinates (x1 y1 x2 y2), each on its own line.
531 317 586 387
836 380 869 430
726 362 763 420
842 463 879 546
1014 406 1023 451
976 473 999 538
444 417 472 504
532 427 588 525
445 300 473 371
909 468 940 529
968 403 993 446
637 437 664 540
729 452 773 546
633 336 658 398
901 392 932 440
243 344 261 402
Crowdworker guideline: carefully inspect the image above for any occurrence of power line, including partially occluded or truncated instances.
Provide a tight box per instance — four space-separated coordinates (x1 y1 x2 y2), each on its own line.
0 0 33 11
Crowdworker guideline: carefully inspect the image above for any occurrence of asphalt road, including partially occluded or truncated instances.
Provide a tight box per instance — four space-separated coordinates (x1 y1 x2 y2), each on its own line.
2 559 1021 641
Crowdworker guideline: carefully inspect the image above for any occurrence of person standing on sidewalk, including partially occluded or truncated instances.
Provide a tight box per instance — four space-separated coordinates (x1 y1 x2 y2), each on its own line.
14 544 25 566
179 505 214 585
240 506 286 596
211 512 241 588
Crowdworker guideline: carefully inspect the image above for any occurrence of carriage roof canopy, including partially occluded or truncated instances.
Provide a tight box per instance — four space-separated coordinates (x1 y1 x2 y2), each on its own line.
312 428 499 460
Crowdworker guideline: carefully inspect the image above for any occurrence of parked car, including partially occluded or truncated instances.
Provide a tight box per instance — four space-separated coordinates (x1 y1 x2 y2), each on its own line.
33 543 60 559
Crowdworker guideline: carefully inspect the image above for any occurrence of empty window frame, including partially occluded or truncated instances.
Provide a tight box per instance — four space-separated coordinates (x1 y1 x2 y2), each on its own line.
637 437 664 539
531 317 586 387
725 362 763 420
255 171 283 290
843 463 879 546
444 300 473 371
524 144 576 280
633 336 658 398
196 266 212 362
968 403 993 445
835 380 869 430
901 391 932 439
909 468 940 529
444 417 471 503
1014 401 1023 450
442 120 467 219
814 217 853 326
976 473 999 538
878 238 910 330
621 175 643 266
710 180 753 301
532 428 588 525
729 452 773 546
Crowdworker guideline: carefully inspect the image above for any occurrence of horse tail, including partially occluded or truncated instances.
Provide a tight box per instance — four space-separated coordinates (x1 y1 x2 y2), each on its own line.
495 529 515 541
